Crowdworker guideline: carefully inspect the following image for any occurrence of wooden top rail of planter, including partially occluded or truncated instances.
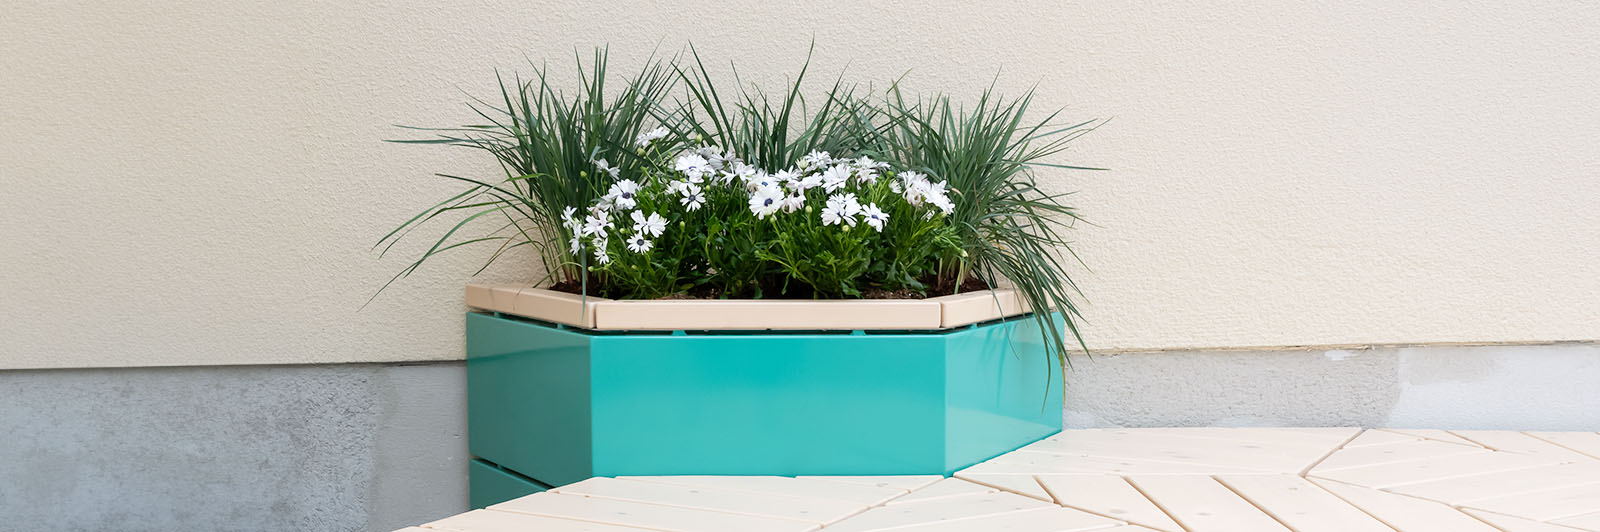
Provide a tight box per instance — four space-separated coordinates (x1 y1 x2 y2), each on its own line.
465 282 1031 331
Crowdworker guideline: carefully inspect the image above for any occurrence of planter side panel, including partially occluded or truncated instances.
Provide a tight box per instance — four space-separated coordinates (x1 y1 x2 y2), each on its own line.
589 333 947 476
943 316 1065 472
465 312 593 486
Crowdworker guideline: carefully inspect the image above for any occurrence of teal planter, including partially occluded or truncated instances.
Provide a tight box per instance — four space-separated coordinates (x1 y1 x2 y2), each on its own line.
466 311 1062 497
468 459 549 509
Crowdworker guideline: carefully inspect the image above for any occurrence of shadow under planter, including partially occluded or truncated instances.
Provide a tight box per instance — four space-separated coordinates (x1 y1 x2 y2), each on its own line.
463 288 1064 507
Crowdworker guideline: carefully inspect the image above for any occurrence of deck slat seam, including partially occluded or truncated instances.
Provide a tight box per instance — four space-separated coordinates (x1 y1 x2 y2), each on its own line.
1523 432 1600 462
1298 427 1366 476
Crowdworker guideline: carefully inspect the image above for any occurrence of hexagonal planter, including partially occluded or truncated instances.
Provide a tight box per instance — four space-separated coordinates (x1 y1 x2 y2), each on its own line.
463 283 1062 506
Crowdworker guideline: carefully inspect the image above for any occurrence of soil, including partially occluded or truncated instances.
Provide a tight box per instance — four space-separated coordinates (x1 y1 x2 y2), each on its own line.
545 276 992 300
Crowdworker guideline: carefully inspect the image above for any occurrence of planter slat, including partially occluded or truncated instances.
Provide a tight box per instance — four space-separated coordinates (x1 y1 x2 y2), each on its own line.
937 289 1028 328
595 299 942 330
466 283 605 328
465 282 1027 331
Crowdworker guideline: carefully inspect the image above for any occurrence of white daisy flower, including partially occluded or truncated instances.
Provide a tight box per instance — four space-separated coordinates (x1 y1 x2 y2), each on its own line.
841 193 863 215
680 185 705 211
626 235 653 253
853 156 886 184
856 167 879 184
593 239 612 264
631 211 667 237
861 203 889 231
745 170 777 192
928 192 955 215
674 153 711 179
593 158 620 179
821 164 852 193
856 156 889 170
800 150 832 170
635 126 668 148
780 192 806 213
748 185 784 218
821 193 863 226
696 145 728 171
582 213 611 239
561 206 580 231
899 171 931 205
772 169 800 185
820 202 848 226
922 180 954 214
722 162 755 183
607 180 640 210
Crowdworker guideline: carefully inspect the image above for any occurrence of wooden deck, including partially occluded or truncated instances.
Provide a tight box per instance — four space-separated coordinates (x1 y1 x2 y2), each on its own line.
401 428 1600 531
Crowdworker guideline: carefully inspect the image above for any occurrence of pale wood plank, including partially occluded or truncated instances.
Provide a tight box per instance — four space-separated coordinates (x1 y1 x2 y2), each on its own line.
1052 428 1359 449
1310 477 1500 532
1461 508 1591 532
1021 433 1317 473
488 284 523 312
887 478 997 505
552 477 867 524
938 288 1027 328
1217 474 1392 532
422 509 657 531
1311 440 1488 472
1035 475 1184 532
594 298 942 330
1309 450 1560 489
971 450 1270 475
1125 476 1290 532
491 492 820 532
797 475 942 492
1386 463 1600 505
1464 482 1600 521
1381 429 1484 448
1345 429 1424 448
464 284 606 328
621 475 905 505
818 492 1053 532
1528 433 1600 461
1552 511 1600 531
1452 431 1598 463
463 283 495 310
862 507 1123 532
955 474 1053 502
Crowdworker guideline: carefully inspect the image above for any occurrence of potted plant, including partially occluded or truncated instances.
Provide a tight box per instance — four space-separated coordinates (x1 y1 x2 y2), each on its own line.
379 48 1099 507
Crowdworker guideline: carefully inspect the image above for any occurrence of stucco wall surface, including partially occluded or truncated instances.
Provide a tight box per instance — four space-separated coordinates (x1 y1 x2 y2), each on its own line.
0 362 468 532
3 2 1597 368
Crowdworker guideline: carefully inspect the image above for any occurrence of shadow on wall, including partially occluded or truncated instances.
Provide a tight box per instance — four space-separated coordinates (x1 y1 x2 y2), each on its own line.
1062 343 1600 431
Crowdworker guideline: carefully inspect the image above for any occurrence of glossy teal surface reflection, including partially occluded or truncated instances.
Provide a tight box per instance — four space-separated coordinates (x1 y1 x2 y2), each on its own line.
466 311 1061 489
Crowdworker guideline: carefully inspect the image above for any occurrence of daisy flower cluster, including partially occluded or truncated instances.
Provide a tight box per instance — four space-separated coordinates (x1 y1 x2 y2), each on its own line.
561 130 960 298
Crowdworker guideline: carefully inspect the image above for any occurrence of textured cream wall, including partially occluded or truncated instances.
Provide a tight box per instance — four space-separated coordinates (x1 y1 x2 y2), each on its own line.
2 2 1597 369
